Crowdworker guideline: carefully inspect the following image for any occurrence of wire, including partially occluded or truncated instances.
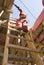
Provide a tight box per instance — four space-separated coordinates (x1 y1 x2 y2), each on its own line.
19 0 36 19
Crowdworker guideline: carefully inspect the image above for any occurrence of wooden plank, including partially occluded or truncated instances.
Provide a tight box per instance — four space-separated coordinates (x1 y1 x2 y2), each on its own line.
8 26 25 34
8 44 40 53
2 29 10 65
4 0 7 7
8 34 32 42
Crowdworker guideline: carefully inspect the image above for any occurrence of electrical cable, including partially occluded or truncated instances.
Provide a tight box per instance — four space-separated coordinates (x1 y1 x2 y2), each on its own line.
19 0 36 19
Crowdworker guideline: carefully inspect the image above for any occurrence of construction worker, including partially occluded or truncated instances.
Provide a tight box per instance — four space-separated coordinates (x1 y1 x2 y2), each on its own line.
14 4 28 44
15 4 28 32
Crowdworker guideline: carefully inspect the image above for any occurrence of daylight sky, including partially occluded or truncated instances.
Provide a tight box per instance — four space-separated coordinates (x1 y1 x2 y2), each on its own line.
10 0 43 27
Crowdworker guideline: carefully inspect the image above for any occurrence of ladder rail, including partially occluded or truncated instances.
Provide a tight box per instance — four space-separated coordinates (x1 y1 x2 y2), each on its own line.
25 31 44 65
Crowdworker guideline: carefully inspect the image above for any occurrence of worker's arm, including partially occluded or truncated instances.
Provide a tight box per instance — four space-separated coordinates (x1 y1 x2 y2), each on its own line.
15 4 22 12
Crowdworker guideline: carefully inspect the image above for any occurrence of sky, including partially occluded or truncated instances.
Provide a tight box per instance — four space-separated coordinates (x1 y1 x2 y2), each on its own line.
10 0 43 27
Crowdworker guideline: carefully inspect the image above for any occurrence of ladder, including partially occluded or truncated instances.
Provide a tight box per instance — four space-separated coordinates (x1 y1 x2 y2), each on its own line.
2 19 32 65
2 19 44 65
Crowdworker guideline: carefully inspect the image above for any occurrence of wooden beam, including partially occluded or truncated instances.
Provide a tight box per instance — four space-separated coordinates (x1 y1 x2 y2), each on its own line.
8 25 25 34
8 44 40 53
26 30 44 65
8 34 32 42
4 0 7 7
0 53 32 62
7 9 12 13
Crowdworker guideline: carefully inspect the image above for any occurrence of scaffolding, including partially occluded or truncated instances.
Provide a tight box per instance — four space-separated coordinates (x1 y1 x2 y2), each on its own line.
1 19 44 65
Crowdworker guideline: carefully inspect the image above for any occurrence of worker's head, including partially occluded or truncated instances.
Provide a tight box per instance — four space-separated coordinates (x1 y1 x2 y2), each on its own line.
20 14 26 19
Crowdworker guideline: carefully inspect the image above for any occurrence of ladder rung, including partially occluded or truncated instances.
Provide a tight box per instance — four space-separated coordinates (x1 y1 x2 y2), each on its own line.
8 34 32 41
8 44 40 53
7 64 15 65
8 26 25 34
8 27 19 33
9 55 31 62
0 53 32 62
9 19 16 23
8 23 16 27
